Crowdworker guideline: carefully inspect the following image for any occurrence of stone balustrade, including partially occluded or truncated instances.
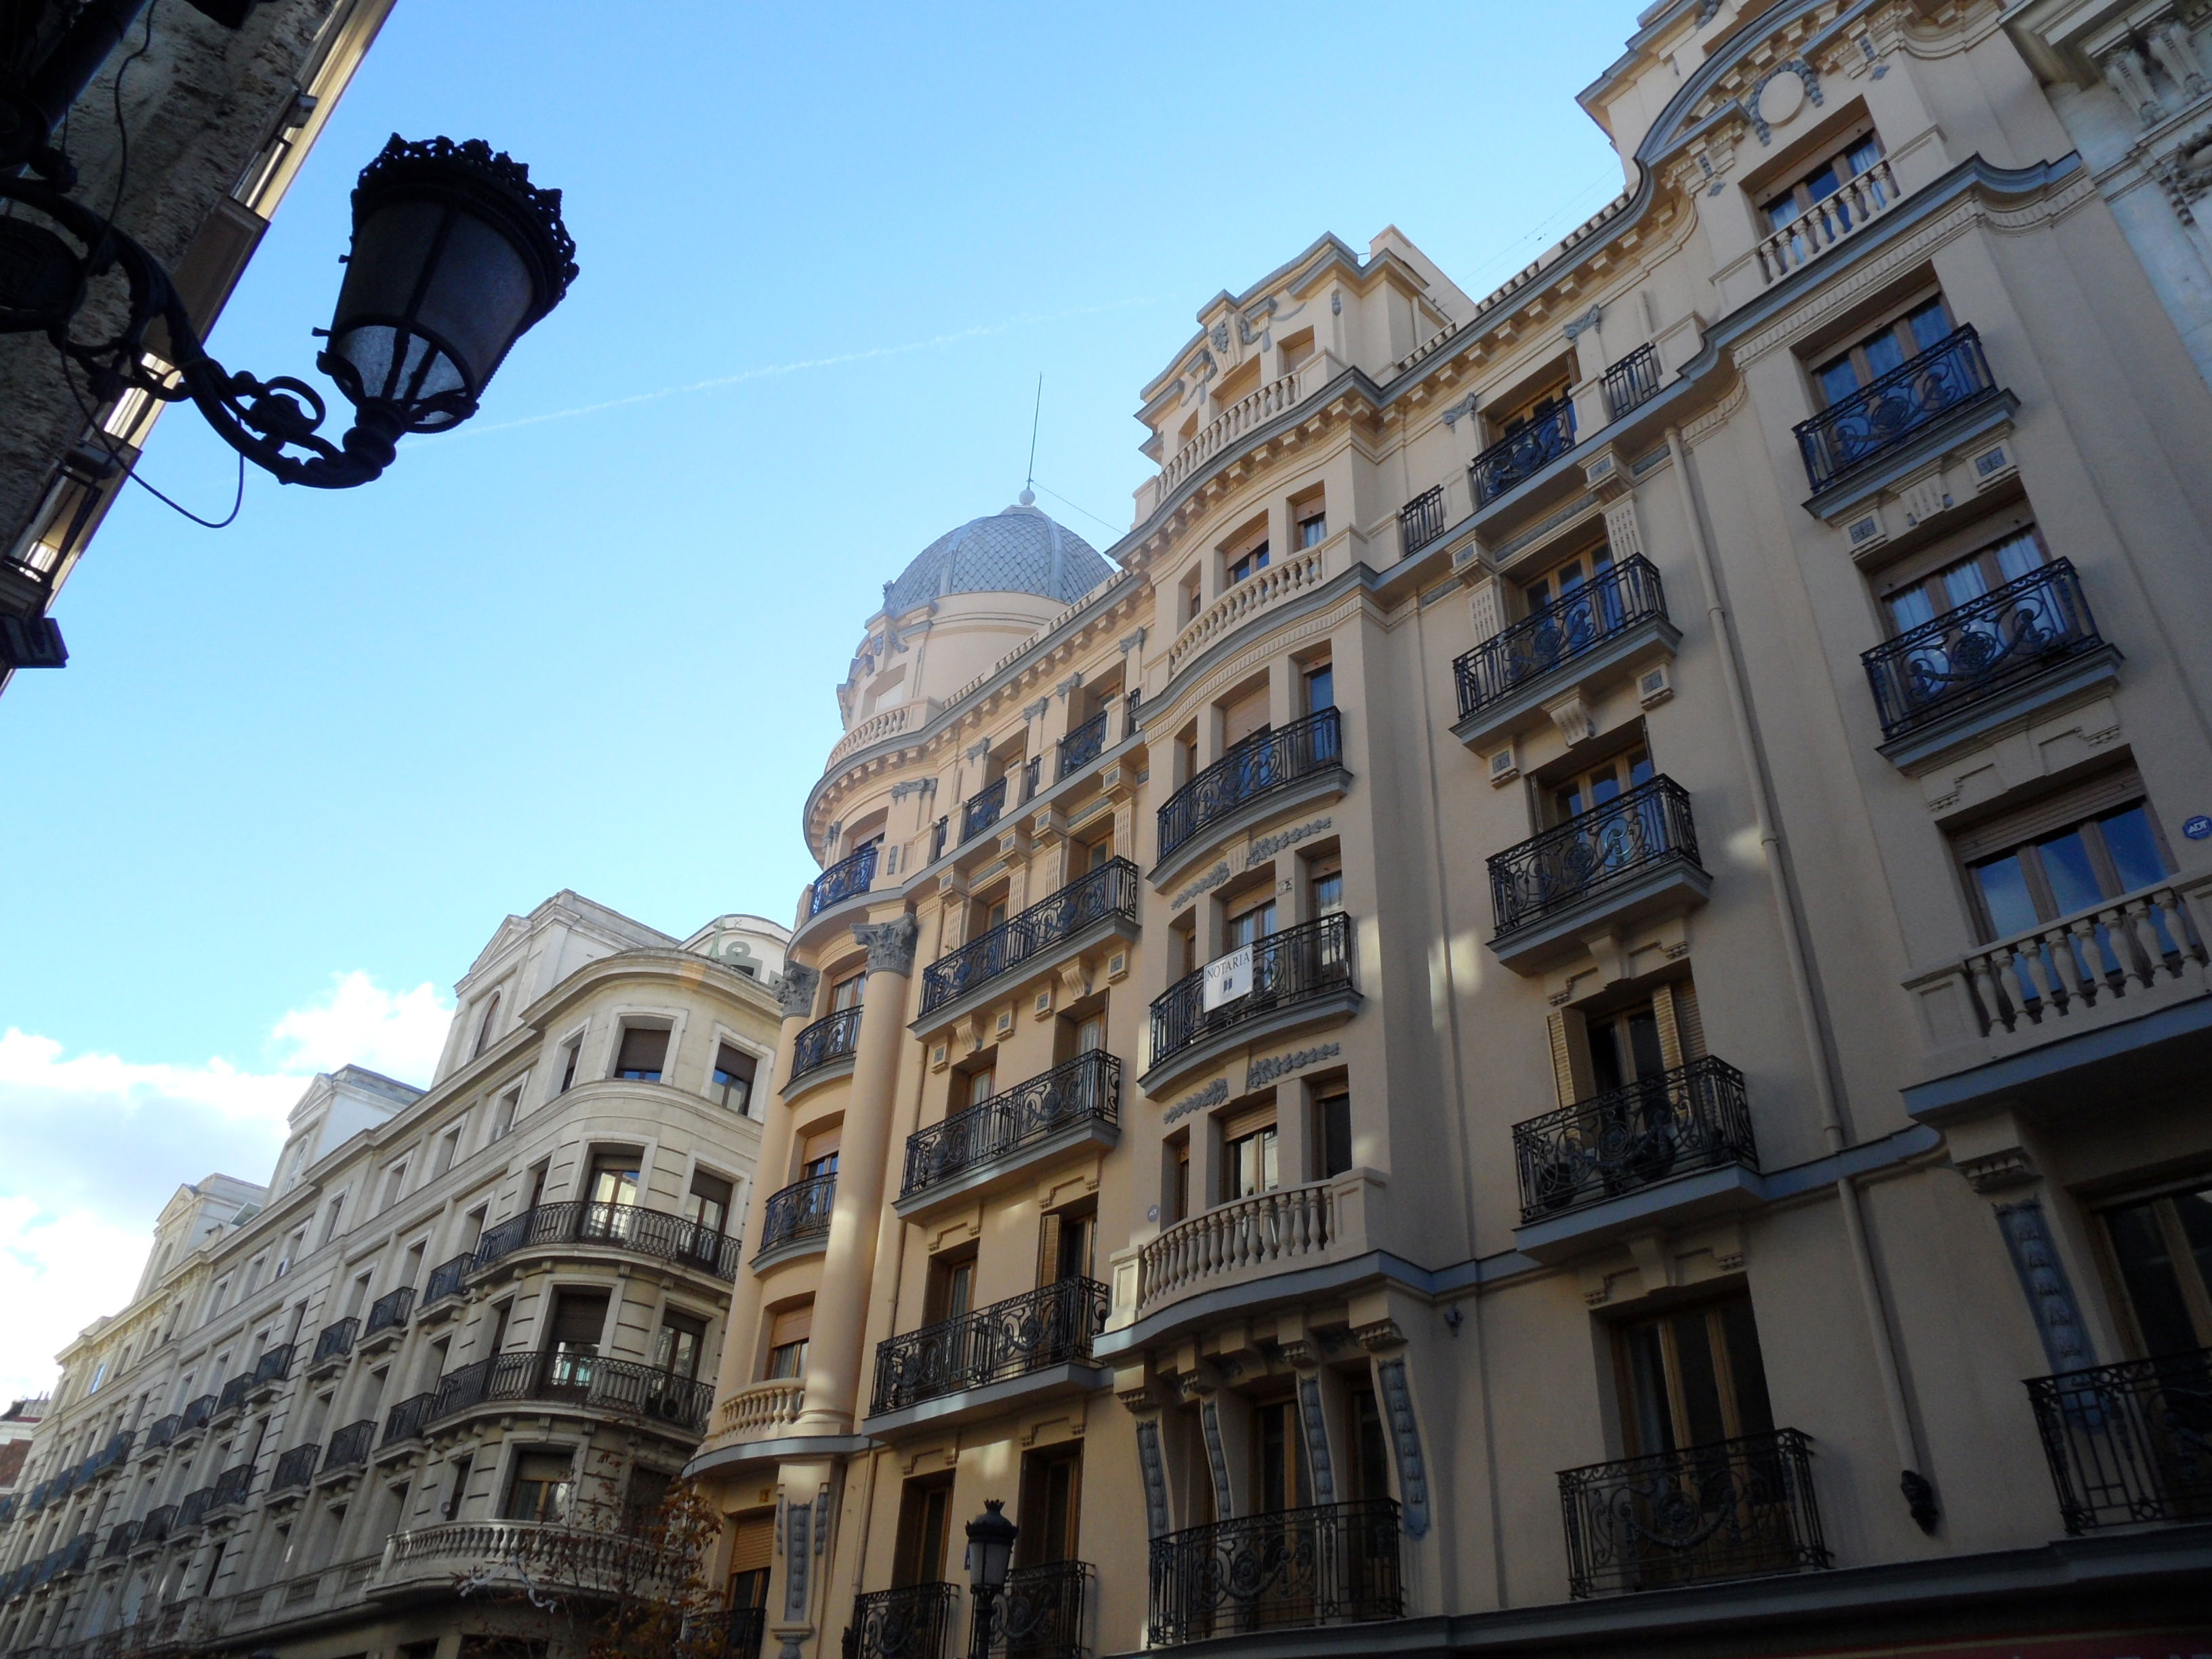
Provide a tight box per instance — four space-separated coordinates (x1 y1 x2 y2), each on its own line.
1167 539 1330 680
715 1377 806 1441
1134 1170 1384 1315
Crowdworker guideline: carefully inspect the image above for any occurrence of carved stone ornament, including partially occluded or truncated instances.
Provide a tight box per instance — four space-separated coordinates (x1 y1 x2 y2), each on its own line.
1996 1200 2095 1375
1957 1147 2039 1193
1352 1318 1406 1353
1135 1418 1172 1539
1298 1374 1336 1504
2155 125 2212 225
853 914 920 977
773 963 820 1021
1562 303 1603 342
1374 1357 1431 1537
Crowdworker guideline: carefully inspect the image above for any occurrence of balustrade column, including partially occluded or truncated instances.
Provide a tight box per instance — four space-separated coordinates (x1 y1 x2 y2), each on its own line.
794 913 921 1437
707 963 818 1437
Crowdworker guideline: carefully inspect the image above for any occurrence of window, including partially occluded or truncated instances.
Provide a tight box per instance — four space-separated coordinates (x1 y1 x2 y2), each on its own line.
765 1305 812 1379
712 1044 758 1115
1307 854 1343 919
1039 1206 1095 1284
557 1036 581 1094
686 1170 735 1235
489 1088 520 1143
1298 510 1326 549
799 1126 840 1181
1954 778 2171 941
1881 525 2046 634
377 1164 408 1214
2102 1183 2212 1358
1812 295 1950 407
1252 1397 1311 1513
1490 375 1573 442
441 1453 472 1520
1522 544 1616 619
727 1510 776 1611
1551 980 1702 1107
586 1150 642 1209
1223 1105 1279 1202
959 1059 998 1110
926 1252 975 1325
1763 129 1887 236
1180 567 1202 625
1616 1294 1775 1458
653 1310 709 1380
1166 1132 1192 1225
1227 893 1277 949
1315 1084 1352 1179
472 993 501 1059
1017 1446 1082 1566
1303 659 1334 714
544 1290 609 1376
1547 744 1654 827
1082 834 1116 872
613 1025 670 1083
432 1126 463 1180
1227 538 1271 585
830 972 865 1013
244 1254 267 1295
626 1468 674 1530
1221 684 1270 751
893 1475 955 1588
504 1452 573 1523
1345 1386 1390 1502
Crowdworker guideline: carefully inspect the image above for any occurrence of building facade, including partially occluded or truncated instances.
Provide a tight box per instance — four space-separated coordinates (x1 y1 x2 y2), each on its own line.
0 0 395 689
689 2 2212 1656
0 895 788 1659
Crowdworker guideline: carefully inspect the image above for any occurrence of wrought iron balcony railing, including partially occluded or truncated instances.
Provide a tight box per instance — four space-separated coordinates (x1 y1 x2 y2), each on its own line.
690 1605 769 1659
790 1005 864 1083
1157 708 1341 861
853 1582 960 1659
1147 1499 1402 1647
216 1374 252 1416
431 1351 715 1435
1557 1428 1829 1597
422 1253 472 1309
1454 556 1667 718
311 1317 357 1366
993 1559 1096 1659
323 1419 374 1472
1603 342 1662 421
381 1392 434 1447
1488 777 1700 938
364 1285 414 1336
811 843 878 917
175 1487 216 1530
253 1343 295 1387
902 1052 1120 1200
1861 558 2103 742
1513 1057 1755 1223
1472 404 1577 506
143 1414 180 1451
138 1505 176 1545
963 775 1010 844
758 1172 837 1257
920 859 1140 1016
178 1393 216 1433
1151 912 1354 1071
473 1200 740 1281
209 1462 253 1510
41 1533 92 1582
270 1444 319 1492
1399 484 1446 554
872 1277 1109 1415
2026 1346 2212 1534
103 1521 138 1559
1795 323 1997 493
1057 712 1107 782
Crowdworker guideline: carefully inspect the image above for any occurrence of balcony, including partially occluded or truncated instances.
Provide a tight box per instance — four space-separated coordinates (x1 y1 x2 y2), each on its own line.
1794 323 2003 499
1486 778 1708 973
1861 558 2117 767
39 1533 93 1584
853 1582 960 1659
1148 1500 1401 1647
899 1051 1120 1219
755 1172 836 1265
1512 1058 1760 1261
712 1378 806 1446
373 1520 679 1602
174 1393 216 1443
249 1342 294 1399
208 1462 253 1515
319 1420 374 1479
379 1392 434 1452
270 1444 319 1494
175 1487 216 1532
917 859 1140 1027
963 775 1010 844
136 1505 176 1547
1603 342 1662 421
787 1004 864 1094
103 1521 138 1560
360 1286 413 1351
1399 484 1447 556
1557 1429 1829 1597
431 1351 714 1437
419 1253 472 1315
213 1373 252 1422
1452 556 1677 752
1472 405 1576 508
1144 912 1356 1094
994 1559 1094 1659
691 1605 769 1659
1057 710 1108 783
1755 155 1900 285
1165 537 1338 682
2026 1347 2212 1534
1153 708 1345 878
810 842 878 920
308 1317 356 1376
869 1278 1109 1428
1134 1172 1393 1320
472 1200 740 1283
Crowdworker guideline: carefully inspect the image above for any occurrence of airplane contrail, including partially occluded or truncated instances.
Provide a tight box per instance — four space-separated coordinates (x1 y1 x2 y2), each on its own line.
437 298 1156 441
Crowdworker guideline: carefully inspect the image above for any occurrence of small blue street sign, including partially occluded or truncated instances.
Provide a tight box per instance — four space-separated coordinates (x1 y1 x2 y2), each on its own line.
2184 815 2212 841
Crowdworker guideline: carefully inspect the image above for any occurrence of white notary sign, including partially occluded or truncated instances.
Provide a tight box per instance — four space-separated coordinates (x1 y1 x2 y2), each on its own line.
1202 945 1254 1010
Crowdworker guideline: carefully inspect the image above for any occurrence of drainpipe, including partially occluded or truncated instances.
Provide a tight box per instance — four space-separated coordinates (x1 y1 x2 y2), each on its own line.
1664 425 1938 1534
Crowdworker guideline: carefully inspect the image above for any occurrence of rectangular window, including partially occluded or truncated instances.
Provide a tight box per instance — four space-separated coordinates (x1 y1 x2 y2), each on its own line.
1167 1132 1191 1225
1346 1386 1390 1503
1252 1397 1310 1514
1952 771 2171 941
893 1475 956 1588
377 1164 408 1213
961 1061 998 1109
1521 544 1616 619
1038 1205 1096 1285
1221 685 1270 750
1298 512 1327 549
712 1044 758 1115
1813 294 1950 406
685 1170 735 1235
925 1252 975 1325
432 1126 462 1179
442 1453 473 1520
800 1126 841 1181
613 1025 669 1083
1547 743 1654 827
1881 525 2045 634
320 1193 346 1246
727 1510 776 1610
490 1087 520 1143
1315 1087 1352 1179
585 1151 642 1209
1227 539 1271 585
1763 128 1887 234
765 1305 812 1379
830 973 865 1012
653 1310 709 1380
1616 1294 1775 1458
1307 853 1343 919
544 1290 610 1365
504 1452 573 1523
558 1036 581 1093
1017 1445 1083 1566
2103 1185 2212 1358
1226 893 1277 949
1223 1106 1280 1202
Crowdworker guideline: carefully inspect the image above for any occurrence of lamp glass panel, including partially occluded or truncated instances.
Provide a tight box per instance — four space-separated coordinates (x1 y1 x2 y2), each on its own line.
414 211 537 389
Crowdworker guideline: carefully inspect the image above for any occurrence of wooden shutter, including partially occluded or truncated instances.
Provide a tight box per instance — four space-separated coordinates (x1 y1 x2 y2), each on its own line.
1547 1010 1595 1108
1222 687 1270 748
768 1304 813 1349
729 1511 775 1576
1037 1213 1063 1288
1652 983 1685 1071
615 1027 669 1073
1673 981 1706 1062
549 1290 610 1349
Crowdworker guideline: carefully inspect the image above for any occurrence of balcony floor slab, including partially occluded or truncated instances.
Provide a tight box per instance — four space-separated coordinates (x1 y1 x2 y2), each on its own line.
1138 988 1362 1098
910 910 1141 1040
779 1053 855 1103
683 1432 877 1481
895 1116 1121 1225
750 1231 832 1275
1875 645 2121 773
1452 615 1681 755
1512 1162 1763 1264
1150 767 1351 893
1488 859 1711 976
863 1361 1114 1439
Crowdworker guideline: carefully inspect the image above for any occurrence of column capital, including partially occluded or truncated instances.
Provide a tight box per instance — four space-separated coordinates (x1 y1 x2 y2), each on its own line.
772 963 819 1021
853 914 920 977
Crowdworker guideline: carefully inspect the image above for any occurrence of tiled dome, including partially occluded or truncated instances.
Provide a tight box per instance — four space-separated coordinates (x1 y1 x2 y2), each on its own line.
882 493 1113 616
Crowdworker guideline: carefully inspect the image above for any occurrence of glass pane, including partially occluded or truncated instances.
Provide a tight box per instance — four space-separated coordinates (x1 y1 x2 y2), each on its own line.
2108 1201 2207 1357
1624 1325 1675 1455
2036 829 2104 914
1767 196 1803 232
2172 1188 2212 1322
1889 585 1936 632
1803 163 1841 202
1626 1010 1666 1080
1590 768 1623 807
1973 855 2041 937
1816 356 1860 403
1992 529 2043 582
1554 784 1584 821
1906 298 1952 351
1627 750 1654 787
1719 1302 1777 1439
1670 1312 1728 1448
1305 664 1334 712
2098 806 2166 894
1940 559 1990 608
1862 331 1908 378
1845 135 1884 176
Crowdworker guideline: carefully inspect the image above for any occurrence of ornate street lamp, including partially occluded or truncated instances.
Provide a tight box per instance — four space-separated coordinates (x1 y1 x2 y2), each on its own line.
963 1500 1018 1659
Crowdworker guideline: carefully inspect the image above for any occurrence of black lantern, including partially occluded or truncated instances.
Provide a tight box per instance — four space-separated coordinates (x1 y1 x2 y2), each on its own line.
963 1500 1019 1659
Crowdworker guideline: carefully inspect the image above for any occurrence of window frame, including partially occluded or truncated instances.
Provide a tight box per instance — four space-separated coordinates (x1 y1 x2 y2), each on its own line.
1759 125 1887 233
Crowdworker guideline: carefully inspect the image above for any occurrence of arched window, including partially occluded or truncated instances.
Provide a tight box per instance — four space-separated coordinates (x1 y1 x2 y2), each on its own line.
472 992 501 1057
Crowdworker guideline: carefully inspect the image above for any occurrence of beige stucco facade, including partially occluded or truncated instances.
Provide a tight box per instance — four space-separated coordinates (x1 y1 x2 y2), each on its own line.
690 3 2212 1658
0 894 788 1659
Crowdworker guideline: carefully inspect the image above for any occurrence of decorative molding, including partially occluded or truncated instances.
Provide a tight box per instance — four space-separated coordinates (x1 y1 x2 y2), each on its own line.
888 777 937 802
1957 1147 2039 1193
773 964 820 1021
1162 1077 1229 1126
1169 863 1235 910
1246 1043 1341 1091
781 1502 812 1619
1297 1374 1336 1505
1563 303 1604 341
1250 817 1333 861
1374 1357 1431 1538
853 915 920 977
1023 697 1050 723
1352 1318 1405 1353
1120 628 1147 656
1200 1399 1233 1517
1441 391 1479 428
1135 1418 1171 1539
1748 59 1824 144
1995 1200 2096 1376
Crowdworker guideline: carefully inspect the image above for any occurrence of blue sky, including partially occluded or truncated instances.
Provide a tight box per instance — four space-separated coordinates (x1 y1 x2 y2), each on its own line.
0 0 1645 1393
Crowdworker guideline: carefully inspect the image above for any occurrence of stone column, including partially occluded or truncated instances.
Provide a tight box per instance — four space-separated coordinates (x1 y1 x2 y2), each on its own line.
708 963 818 1437
794 914 919 1436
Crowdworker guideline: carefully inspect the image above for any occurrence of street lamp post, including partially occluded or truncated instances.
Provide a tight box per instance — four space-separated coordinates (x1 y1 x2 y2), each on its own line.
963 1500 1018 1659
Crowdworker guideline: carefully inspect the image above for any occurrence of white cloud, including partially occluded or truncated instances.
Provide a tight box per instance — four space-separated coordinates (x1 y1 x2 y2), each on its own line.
0 972 454 1399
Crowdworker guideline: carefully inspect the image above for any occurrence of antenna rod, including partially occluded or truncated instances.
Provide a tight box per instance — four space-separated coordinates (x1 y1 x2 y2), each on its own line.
1025 373 1043 493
